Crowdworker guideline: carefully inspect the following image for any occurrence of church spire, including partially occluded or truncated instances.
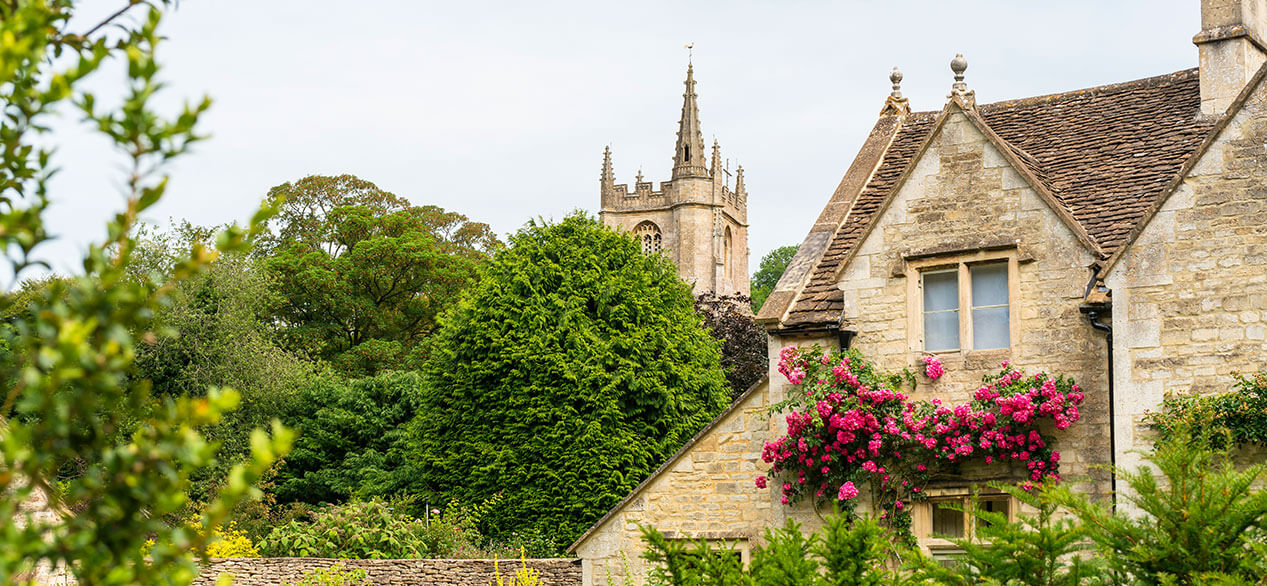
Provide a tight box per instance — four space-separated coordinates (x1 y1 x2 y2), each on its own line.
672 63 709 180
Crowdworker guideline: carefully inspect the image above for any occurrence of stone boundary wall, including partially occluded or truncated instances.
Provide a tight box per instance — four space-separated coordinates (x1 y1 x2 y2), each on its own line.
194 557 582 586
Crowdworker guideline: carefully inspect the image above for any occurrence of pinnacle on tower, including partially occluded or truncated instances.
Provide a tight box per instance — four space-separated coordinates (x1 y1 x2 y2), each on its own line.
735 164 746 196
672 63 709 180
601 145 614 192
710 138 722 178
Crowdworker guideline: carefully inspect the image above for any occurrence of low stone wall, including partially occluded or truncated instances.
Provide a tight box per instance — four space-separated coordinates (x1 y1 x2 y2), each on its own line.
194 557 582 586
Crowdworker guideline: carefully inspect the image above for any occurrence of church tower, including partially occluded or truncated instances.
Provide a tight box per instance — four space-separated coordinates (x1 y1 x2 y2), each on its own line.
599 64 750 296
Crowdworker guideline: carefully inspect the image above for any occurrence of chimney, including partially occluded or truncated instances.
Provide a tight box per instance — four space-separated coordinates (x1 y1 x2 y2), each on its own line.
1196 0 1267 115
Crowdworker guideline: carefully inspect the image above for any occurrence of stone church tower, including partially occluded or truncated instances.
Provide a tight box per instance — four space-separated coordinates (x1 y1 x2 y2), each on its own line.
599 64 750 296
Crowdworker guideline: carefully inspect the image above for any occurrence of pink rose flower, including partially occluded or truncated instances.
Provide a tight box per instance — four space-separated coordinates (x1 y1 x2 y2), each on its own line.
838 481 859 500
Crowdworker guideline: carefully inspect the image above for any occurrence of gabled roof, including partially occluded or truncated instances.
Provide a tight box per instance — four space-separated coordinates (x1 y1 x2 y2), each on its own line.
763 68 1220 330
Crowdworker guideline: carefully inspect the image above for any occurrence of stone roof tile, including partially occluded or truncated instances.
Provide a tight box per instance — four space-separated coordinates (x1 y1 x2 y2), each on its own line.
780 68 1217 329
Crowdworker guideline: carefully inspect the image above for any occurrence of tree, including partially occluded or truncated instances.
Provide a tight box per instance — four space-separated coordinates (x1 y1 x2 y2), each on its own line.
274 371 423 505
410 213 730 545
260 174 501 258
750 245 798 312
694 293 768 401
1050 430 1267 584
130 226 313 502
262 176 502 374
0 2 289 583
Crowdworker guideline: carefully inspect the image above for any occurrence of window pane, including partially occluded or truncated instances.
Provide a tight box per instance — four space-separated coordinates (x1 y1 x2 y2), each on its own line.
973 306 1010 349
923 270 959 311
971 263 1008 307
925 311 959 351
932 503 965 538
977 498 1010 529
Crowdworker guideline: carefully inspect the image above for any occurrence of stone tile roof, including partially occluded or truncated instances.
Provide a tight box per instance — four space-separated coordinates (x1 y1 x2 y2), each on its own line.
776 68 1218 329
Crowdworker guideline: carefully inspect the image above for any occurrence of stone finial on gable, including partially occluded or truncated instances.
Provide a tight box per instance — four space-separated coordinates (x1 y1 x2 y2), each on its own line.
948 52 976 107
879 66 911 115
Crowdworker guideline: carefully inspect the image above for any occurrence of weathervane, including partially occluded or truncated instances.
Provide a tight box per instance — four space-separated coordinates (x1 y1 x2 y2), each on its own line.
684 42 694 63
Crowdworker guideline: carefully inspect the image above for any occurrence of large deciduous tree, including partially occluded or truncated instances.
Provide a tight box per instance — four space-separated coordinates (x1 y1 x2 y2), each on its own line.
411 213 729 545
262 176 502 374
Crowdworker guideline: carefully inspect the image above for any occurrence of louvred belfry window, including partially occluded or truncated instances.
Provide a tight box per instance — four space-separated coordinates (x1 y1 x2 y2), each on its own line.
634 221 662 254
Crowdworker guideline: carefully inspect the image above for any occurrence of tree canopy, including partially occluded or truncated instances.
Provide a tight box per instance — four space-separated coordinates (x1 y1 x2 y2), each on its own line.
410 213 730 545
750 244 799 312
262 176 502 374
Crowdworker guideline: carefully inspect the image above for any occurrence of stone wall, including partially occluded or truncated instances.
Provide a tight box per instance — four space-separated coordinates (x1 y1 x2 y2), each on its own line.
571 377 780 586
830 107 1112 494
194 557 581 586
1106 73 1267 477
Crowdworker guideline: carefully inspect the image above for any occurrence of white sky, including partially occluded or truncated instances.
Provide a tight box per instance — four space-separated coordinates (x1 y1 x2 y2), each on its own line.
32 0 1199 282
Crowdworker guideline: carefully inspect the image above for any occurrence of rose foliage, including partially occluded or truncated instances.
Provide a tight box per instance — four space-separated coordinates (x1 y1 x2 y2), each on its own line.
760 346 1084 533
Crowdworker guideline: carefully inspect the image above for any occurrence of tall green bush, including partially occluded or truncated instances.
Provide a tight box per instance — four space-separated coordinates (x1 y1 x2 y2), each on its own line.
411 213 729 545
276 372 424 504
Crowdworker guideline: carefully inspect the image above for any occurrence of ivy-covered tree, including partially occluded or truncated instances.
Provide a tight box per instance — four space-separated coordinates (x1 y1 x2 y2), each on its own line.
750 244 798 312
0 2 289 583
694 293 768 401
264 191 501 375
410 213 730 545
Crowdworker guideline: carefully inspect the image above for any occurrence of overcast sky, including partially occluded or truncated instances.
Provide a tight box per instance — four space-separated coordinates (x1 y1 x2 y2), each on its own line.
33 0 1200 284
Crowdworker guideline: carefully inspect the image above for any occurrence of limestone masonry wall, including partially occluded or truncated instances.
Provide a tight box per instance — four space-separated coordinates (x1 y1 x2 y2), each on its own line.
832 109 1112 495
1107 73 1267 476
194 557 580 586
572 378 778 586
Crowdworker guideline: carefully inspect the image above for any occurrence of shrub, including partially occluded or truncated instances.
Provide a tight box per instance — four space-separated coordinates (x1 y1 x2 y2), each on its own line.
258 499 484 559
275 371 424 505
412 213 729 545
283 565 372 586
642 516 906 585
1147 370 1267 449
1049 429 1267 584
763 346 1083 534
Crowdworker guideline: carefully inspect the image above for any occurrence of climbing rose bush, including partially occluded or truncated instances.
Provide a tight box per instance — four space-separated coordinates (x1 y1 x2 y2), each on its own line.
760 347 1084 534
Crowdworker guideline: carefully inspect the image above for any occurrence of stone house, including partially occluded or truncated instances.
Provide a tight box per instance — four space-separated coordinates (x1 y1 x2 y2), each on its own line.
568 0 1267 582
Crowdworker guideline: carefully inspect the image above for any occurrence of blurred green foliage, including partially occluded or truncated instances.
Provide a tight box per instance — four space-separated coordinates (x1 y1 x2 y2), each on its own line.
0 1 291 583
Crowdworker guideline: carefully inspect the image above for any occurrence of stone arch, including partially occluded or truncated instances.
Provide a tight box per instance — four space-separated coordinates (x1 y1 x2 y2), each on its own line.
634 221 662 254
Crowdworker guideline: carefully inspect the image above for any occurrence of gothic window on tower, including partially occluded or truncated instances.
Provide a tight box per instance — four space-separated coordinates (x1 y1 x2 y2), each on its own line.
634 221 662 255
724 226 733 280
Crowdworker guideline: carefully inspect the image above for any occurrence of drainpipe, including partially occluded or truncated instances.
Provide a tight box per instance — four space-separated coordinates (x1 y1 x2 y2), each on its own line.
1080 302 1116 510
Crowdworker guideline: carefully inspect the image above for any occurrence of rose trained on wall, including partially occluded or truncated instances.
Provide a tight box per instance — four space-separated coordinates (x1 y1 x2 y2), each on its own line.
759 346 1084 536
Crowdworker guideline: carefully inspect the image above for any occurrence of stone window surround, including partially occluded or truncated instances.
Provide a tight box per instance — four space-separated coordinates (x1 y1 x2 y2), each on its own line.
904 248 1020 359
910 488 1015 559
